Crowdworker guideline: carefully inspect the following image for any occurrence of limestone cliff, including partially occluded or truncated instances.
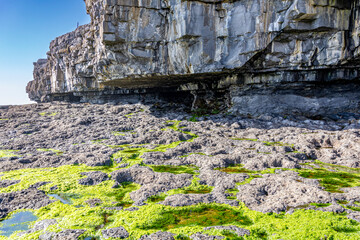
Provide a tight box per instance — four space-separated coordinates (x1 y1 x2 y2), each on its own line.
27 0 360 116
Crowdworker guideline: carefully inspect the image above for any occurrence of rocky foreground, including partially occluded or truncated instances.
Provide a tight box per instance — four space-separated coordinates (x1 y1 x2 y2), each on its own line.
0 102 360 239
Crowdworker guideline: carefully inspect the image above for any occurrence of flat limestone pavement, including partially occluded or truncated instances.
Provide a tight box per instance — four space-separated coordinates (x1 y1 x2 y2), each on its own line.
0 102 360 239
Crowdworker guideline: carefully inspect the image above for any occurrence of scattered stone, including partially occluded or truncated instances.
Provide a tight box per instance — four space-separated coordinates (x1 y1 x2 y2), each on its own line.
124 207 139 211
78 171 109 186
102 226 129 239
0 188 53 219
139 231 175 240
29 181 51 189
85 198 103 207
190 233 225 240
39 229 85 240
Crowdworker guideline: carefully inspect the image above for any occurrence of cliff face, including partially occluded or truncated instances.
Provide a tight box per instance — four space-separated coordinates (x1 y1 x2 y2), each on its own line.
27 0 360 115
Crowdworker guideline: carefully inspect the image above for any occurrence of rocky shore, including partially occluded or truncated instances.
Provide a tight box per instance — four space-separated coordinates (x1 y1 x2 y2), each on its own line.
0 102 360 239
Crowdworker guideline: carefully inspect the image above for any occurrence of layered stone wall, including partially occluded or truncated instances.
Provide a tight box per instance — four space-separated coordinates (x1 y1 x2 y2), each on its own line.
26 0 360 116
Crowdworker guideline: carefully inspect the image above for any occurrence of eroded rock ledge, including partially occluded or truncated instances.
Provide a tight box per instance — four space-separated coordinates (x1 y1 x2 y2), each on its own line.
27 0 360 117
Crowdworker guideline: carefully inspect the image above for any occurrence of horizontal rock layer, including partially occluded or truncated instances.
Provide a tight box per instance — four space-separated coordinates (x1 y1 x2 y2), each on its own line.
26 0 360 116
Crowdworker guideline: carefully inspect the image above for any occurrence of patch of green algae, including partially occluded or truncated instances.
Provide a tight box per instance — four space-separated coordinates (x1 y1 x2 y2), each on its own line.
0 150 20 158
147 177 213 204
1 163 360 239
111 121 198 166
37 148 63 156
2 121 360 239
295 161 360 193
217 161 360 194
39 112 57 117
0 119 9 121
150 165 199 175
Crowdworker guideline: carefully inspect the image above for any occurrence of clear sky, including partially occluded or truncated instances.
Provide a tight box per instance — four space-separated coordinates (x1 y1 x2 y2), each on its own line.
0 0 90 105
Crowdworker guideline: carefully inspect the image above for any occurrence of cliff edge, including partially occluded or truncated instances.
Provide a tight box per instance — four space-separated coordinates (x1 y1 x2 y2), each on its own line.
27 0 360 117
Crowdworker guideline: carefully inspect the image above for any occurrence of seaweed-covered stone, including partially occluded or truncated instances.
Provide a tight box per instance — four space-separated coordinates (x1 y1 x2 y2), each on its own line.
85 198 103 207
29 181 51 189
161 194 215 207
111 165 192 205
78 171 109 186
204 226 250 237
139 231 175 240
102 226 129 239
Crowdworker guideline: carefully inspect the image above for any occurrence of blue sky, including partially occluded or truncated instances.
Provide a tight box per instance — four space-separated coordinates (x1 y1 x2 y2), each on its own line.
0 0 90 105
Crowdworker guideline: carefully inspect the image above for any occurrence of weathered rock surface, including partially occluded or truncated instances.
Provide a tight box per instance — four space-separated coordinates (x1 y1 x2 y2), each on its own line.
26 0 360 117
78 171 110 185
111 165 193 205
102 226 129 239
139 231 175 240
39 229 86 240
1 102 360 238
0 189 53 219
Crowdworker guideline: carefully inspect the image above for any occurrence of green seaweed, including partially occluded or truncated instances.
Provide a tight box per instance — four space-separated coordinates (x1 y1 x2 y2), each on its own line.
294 163 360 193
37 148 63 156
137 204 253 230
111 121 198 166
225 188 239 200
168 177 213 195
39 112 57 117
310 203 332 208
0 150 20 158
0 119 9 121
150 165 199 175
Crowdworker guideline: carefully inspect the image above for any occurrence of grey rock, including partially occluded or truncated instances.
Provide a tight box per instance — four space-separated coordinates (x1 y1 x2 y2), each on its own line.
78 171 109 185
124 207 139 211
29 181 51 189
190 233 224 240
111 165 192 205
140 231 175 240
0 188 53 219
0 179 20 188
85 198 103 207
236 171 332 213
41 229 85 240
102 226 129 239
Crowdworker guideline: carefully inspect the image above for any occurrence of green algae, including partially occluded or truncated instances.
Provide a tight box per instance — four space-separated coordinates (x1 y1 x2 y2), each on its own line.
137 204 253 230
310 203 332 208
0 119 9 121
147 177 213 204
0 164 140 239
1 165 360 240
111 121 198 167
294 161 360 193
0 150 20 158
37 148 63 156
168 177 213 195
39 112 57 117
150 165 199 175
225 188 239 200
231 138 258 142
